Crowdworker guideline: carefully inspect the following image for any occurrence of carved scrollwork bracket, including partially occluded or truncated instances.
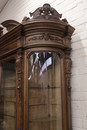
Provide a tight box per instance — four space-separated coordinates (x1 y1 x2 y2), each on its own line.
16 49 24 103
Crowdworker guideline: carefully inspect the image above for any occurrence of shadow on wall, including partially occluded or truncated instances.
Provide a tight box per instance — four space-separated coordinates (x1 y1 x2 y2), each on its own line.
71 31 87 129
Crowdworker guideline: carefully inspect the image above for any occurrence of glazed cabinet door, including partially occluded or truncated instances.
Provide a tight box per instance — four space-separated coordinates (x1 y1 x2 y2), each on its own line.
0 59 16 130
24 50 67 130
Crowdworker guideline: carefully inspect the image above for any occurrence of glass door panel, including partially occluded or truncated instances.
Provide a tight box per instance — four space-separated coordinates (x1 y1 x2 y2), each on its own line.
0 60 16 130
28 52 62 130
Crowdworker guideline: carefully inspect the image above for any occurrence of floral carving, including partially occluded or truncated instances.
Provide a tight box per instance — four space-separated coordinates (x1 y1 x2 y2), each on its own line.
28 33 63 43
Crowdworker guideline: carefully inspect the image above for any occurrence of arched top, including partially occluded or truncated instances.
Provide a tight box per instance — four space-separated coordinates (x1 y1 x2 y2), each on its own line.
0 3 75 56
26 47 65 59
22 3 75 41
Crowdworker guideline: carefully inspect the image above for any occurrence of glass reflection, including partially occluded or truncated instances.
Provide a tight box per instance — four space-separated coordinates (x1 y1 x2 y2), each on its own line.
0 60 16 130
28 52 62 130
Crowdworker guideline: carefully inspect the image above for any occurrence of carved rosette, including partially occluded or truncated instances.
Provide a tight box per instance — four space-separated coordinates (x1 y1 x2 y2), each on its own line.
16 49 24 103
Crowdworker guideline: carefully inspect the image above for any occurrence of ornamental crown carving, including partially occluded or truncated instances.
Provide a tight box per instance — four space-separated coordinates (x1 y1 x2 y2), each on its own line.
29 3 62 20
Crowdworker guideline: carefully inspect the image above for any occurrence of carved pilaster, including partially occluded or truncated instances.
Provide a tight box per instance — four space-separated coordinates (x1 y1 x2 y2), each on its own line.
16 49 24 130
65 51 72 95
16 49 24 103
65 50 72 130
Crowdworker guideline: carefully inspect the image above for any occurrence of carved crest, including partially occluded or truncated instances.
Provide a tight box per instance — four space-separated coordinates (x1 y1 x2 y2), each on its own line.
22 3 62 22
30 3 62 20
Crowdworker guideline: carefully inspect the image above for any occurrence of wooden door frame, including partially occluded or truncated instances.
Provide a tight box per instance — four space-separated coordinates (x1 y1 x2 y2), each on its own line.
23 47 67 130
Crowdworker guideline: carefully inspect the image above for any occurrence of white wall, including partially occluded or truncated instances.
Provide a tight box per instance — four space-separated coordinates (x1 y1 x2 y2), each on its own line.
0 0 87 130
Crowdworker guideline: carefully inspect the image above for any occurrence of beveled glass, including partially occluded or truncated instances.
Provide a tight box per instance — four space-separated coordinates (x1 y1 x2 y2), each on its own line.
28 52 62 130
0 60 16 130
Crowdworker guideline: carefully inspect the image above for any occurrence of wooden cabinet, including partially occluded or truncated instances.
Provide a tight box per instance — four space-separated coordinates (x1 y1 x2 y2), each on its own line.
0 4 75 130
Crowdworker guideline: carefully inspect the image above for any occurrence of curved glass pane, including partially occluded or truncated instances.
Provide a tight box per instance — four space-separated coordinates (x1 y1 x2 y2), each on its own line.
0 60 16 130
28 52 62 130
